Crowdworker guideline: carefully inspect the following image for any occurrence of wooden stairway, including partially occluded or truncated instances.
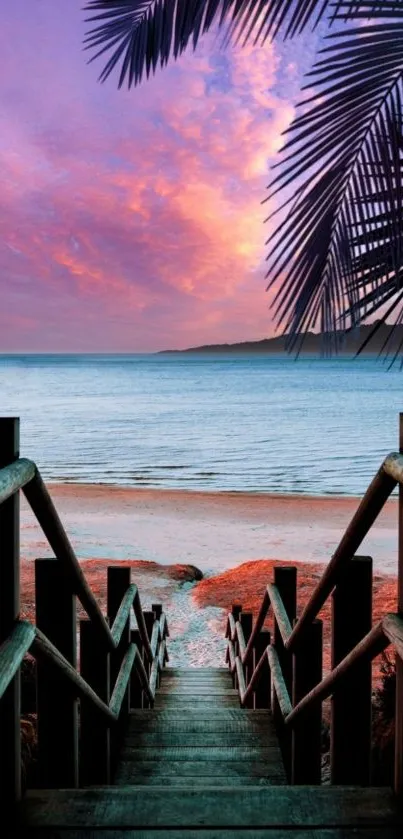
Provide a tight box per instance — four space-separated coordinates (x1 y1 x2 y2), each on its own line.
17 666 403 837
115 666 287 787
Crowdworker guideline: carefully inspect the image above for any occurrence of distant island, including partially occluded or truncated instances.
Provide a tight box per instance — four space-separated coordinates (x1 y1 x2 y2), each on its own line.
159 321 401 357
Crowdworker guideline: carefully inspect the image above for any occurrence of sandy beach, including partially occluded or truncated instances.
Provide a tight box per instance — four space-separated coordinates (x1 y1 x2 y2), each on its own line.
21 483 398 573
19 484 399 670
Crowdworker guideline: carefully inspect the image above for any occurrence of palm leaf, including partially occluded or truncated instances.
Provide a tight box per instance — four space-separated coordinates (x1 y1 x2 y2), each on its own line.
83 0 363 87
265 16 403 350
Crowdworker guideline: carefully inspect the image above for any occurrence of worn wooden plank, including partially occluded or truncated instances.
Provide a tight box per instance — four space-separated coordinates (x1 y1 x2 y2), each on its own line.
115 768 285 786
14 829 403 839
19 787 403 829
123 732 280 747
154 697 240 708
128 709 272 720
126 719 275 734
118 746 297 762
163 668 228 675
157 687 237 695
115 760 285 780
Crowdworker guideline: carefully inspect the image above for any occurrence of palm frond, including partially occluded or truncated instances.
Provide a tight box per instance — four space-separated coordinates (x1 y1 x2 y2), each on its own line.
265 19 403 349
83 0 364 87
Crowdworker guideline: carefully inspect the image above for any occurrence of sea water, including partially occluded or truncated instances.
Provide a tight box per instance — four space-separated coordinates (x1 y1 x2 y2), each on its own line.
0 353 402 497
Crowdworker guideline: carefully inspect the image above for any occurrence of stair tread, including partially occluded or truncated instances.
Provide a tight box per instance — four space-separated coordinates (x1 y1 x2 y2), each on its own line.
20 787 403 829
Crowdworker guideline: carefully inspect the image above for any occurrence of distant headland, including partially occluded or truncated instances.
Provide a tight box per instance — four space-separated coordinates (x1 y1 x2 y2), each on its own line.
159 321 401 357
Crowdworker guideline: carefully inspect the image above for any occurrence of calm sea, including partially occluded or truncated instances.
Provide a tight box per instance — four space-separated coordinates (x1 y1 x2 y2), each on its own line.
0 353 402 496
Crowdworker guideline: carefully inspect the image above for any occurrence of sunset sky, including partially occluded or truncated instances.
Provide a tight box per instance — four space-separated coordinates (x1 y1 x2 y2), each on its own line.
1 1 321 351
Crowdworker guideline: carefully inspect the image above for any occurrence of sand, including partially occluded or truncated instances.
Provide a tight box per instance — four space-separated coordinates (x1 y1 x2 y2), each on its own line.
19 484 399 669
20 483 398 572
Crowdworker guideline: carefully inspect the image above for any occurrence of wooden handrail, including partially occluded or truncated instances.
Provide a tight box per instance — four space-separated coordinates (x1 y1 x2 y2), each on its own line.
235 621 247 659
0 458 36 504
383 613 403 658
285 621 389 727
240 647 269 707
110 584 138 646
267 646 292 719
23 470 114 651
286 463 398 652
109 645 136 717
132 591 153 663
31 628 116 723
0 621 36 700
267 583 292 645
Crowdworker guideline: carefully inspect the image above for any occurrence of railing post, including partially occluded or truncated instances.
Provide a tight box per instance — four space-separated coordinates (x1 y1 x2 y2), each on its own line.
272 566 297 778
396 413 403 796
240 612 253 707
80 619 110 785
35 558 78 787
330 555 373 785
254 630 271 709
231 604 242 687
107 566 131 772
152 604 162 688
0 418 21 803
292 619 323 784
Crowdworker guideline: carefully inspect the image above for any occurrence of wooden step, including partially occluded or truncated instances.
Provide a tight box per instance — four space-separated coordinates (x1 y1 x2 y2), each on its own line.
17 786 403 835
114 760 286 785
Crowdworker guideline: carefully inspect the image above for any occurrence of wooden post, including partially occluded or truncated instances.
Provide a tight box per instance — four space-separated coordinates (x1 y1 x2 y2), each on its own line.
107 566 131 772
143 609 156 677
396 413 403 797
330 555 372 785
130 629 143 708
240 611 253 696
272 566 296 779
0 418 21 803
80 619 110 785
35 558 78 787
231 604 242 687
254 630 271 709
152 604 162 687
292 619 323 784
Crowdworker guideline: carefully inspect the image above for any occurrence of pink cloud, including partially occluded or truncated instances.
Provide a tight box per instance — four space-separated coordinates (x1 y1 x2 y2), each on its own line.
0 1 315 351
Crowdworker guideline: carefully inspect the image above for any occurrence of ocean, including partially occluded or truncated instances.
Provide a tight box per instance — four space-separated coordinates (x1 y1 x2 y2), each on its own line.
1 353 402 497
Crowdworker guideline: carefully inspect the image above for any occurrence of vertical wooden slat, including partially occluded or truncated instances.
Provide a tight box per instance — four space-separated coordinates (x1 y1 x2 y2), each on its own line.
396 413 403 796
254 630 271 710
330 555 372 785
35 558 78 787
292 619 323 784
80 619 110 785
0 417 21 803
272 566 297 780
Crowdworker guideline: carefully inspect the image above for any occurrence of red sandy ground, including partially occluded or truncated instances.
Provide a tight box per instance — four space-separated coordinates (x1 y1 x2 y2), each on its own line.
20 559 202 622
193 559 398 678
20 556 397 679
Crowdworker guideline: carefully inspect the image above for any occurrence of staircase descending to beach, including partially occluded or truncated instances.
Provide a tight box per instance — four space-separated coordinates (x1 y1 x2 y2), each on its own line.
1 416 403 837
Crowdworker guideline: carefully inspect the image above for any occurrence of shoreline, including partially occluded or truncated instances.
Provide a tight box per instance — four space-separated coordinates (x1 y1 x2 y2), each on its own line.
45 480 392 503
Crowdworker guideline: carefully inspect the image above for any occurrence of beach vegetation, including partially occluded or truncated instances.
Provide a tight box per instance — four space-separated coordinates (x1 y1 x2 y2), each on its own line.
84 1 403 356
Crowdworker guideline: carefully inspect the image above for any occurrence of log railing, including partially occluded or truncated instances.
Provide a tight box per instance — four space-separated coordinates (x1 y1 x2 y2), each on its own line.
0 418 169 804
226 414 403 797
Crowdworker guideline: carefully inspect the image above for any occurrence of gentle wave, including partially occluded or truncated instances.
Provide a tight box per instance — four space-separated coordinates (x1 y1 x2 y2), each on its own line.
0 353 402 496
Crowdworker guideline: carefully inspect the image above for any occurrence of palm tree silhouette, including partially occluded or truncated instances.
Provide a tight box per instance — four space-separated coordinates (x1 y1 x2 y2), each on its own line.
84 1 403 355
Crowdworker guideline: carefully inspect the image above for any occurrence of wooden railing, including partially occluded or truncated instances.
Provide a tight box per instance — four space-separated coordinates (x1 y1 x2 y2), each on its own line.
226 414 403 797
0 418 169 804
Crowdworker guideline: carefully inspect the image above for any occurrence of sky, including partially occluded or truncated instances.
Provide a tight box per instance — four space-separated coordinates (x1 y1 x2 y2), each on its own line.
0 1 321 352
